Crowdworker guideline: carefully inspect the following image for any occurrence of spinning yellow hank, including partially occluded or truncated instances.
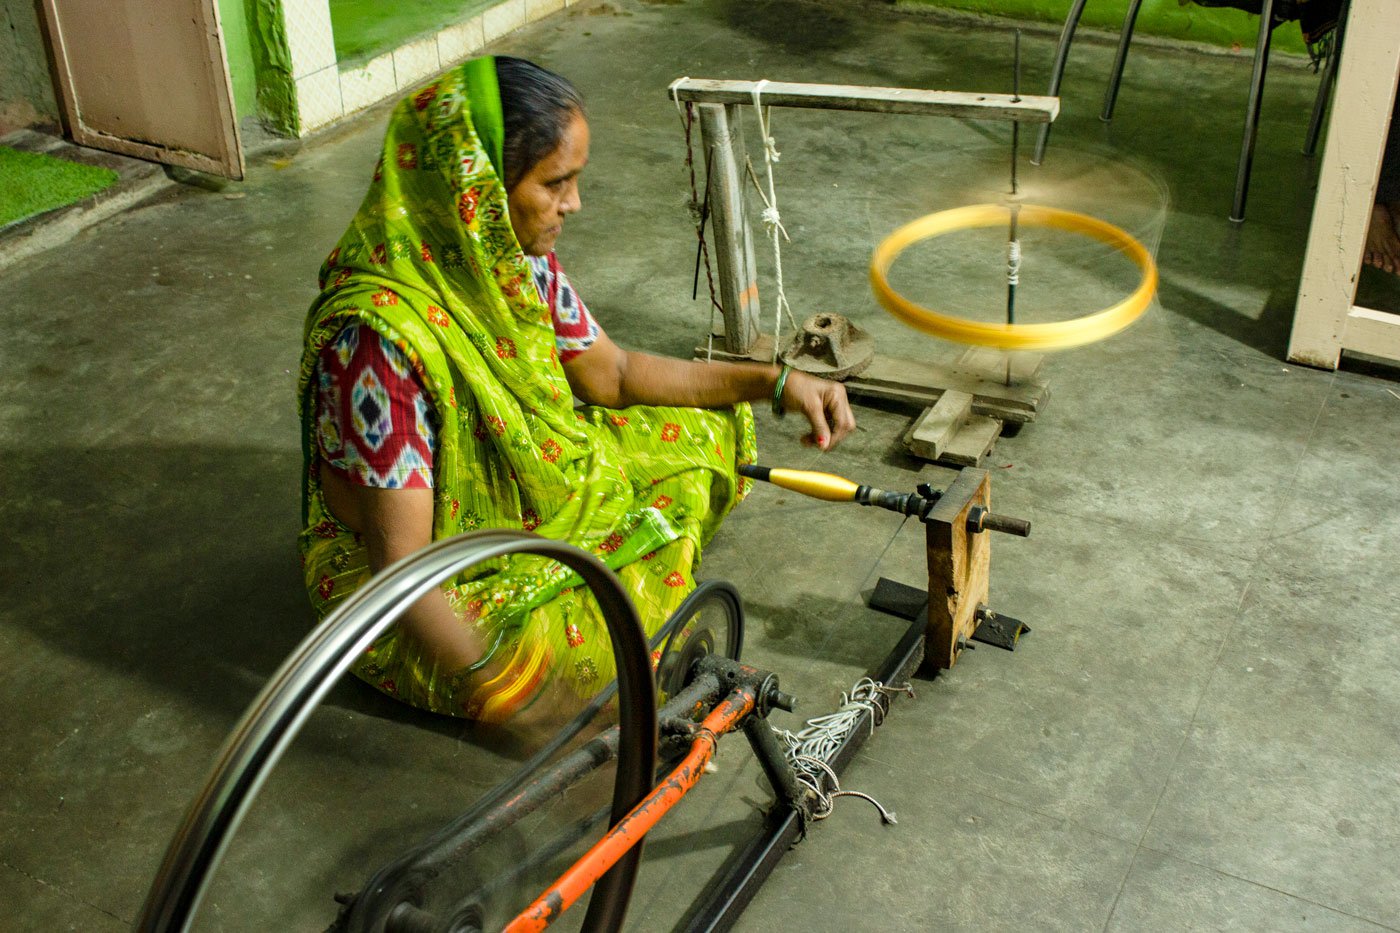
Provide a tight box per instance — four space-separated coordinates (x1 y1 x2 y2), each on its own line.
869 203 1157 351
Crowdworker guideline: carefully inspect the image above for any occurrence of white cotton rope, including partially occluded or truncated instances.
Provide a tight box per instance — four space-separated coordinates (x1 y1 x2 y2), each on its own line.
668 76 690 117
1007 238 1022 287
771 678 914 825
749 80 799 362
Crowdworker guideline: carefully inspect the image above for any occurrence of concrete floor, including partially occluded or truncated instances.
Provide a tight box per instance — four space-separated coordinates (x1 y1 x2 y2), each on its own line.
4 0 1400 929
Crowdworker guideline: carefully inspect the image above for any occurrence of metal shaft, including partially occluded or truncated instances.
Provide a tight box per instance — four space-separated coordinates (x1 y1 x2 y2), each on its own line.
1005 205 1021 385
1011 29 1022 195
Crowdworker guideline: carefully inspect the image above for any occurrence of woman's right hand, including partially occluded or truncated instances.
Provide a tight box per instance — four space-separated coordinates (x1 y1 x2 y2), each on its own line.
780 370 857 451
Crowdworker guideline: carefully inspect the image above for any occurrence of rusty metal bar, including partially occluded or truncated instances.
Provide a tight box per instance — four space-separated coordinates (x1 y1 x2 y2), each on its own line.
504 686 760 932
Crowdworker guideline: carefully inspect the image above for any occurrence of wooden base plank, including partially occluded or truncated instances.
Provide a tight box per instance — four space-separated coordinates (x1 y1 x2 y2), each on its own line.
695 345 1050 424
859 355 1046 414
953 347 1045 383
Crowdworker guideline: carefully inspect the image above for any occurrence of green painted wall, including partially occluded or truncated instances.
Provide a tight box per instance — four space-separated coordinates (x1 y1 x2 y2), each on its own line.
897 0 1310 57
329 0 495 62
218 0 259 119
250 0 299 136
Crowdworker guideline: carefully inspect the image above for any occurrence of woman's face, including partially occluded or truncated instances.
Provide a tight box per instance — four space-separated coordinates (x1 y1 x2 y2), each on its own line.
507 111 589 256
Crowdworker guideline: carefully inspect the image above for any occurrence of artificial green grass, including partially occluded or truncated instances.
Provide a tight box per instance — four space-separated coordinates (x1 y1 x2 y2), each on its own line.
0 147 120 228
896 0 1310 57
329 0 495 62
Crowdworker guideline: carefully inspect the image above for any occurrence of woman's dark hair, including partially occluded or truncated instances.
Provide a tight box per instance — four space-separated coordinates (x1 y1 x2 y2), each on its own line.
497 56 585 190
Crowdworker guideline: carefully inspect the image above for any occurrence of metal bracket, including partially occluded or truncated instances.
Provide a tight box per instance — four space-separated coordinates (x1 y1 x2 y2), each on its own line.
869 581 1030 654
867 577 929 622
969 606 1030 652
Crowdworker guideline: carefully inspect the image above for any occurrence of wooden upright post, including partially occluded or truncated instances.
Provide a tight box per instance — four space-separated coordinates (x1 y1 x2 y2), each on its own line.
1287 0 1400 369
697 103 761 355
924 468 992 669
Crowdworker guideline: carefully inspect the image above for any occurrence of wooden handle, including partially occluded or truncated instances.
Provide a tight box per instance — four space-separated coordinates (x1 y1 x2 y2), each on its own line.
738 464 861 502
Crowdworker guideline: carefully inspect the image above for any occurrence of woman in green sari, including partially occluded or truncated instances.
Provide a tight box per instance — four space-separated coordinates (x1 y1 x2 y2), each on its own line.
298 57 854 723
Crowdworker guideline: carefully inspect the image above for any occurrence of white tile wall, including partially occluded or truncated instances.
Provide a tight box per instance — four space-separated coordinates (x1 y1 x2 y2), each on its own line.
483 0 528 43
526 0 567 20
307 0 566 132
282 0 337 79
392 37 441 91
437 16 485 67
339 53 397 115
297 65 344 134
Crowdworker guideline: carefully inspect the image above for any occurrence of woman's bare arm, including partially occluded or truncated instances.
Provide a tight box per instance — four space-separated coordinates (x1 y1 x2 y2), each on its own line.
321 470 486 671
562 329 857 450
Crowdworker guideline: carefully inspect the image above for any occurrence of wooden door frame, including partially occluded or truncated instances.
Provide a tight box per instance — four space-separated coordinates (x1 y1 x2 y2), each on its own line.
1287 0 1400 369
39 0 245 179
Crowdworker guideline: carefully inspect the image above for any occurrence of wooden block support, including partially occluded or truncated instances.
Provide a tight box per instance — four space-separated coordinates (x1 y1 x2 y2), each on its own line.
902 391 1001 467
903 390 972 461
924 468 992 670
940 415 1001 467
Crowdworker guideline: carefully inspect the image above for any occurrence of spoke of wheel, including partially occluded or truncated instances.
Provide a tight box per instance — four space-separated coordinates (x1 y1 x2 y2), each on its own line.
137 532 658 933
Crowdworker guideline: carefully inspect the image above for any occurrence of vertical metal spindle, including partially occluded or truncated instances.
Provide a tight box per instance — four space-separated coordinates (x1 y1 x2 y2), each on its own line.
1011 29 1022 196
1008 29 1023 386
1005 205 1021 386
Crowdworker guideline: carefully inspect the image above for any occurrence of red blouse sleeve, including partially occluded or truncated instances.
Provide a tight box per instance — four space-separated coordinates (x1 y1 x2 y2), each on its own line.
314 323 437 489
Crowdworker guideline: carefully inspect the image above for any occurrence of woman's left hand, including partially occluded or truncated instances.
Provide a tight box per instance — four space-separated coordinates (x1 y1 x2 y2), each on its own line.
781 370 857 451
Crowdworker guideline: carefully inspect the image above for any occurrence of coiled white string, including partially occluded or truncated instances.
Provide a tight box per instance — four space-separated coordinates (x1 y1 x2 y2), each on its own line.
772 678 914 825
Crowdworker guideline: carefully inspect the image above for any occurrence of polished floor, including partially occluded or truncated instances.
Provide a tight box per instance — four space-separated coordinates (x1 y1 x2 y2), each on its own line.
3 1 1399 930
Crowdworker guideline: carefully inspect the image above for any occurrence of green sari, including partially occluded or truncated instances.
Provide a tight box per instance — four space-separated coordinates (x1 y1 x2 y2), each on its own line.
297 59 756 721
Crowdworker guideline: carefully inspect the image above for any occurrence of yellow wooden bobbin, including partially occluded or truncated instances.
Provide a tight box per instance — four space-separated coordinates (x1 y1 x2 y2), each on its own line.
869 203 1158 351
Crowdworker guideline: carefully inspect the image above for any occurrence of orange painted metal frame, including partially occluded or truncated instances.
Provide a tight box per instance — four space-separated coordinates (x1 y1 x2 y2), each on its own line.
503 686 759 933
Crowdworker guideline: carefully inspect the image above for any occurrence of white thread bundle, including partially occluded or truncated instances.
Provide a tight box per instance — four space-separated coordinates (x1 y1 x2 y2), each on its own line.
1007 239 1022 287
771 678 914 824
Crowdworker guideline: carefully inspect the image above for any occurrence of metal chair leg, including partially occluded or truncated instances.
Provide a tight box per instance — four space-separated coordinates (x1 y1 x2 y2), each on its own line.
1031 0 1089 166
1303 0 1349 156
1101 0 1145 123
1230 0 1278 223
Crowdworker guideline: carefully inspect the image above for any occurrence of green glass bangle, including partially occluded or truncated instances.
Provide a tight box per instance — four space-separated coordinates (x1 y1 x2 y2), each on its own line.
771 364 792 418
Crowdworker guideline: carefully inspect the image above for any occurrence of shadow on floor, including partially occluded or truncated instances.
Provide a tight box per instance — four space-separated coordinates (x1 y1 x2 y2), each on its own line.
1 444 310 718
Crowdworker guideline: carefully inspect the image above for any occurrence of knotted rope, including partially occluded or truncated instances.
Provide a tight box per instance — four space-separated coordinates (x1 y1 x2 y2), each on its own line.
772 678 914 825
749 80 799 362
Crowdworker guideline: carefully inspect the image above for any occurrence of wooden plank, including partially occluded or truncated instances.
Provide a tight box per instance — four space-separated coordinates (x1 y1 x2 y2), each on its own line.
953 347 1045 383
1287 0 1400 369
848 382 1037 424
695 346 1048 423
1342 305 1400 361
924 468 992 670
857 355 1048 416
670 78 1059 123
904 391 973 461
939 416 1001 467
